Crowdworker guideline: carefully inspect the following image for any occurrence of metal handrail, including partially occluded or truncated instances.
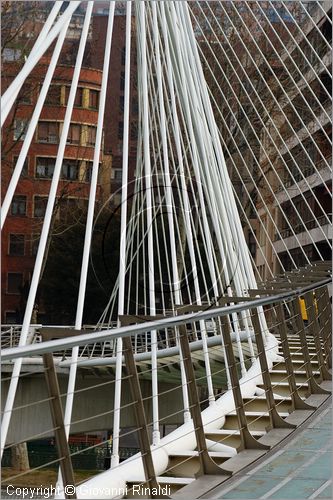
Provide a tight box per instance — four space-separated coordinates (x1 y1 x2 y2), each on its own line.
2 277 330 362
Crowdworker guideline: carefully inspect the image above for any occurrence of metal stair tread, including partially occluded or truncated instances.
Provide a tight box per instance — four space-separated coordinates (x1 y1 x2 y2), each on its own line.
283 339 316 342
278 352 320 356
169 450 234 458
243 394 292 401
205 428 266 436
277 341 322 345
278 347 319 352
156 476 194 485
271 369 320 375
227 410 290 417
266 381 309 387
275 359 319 365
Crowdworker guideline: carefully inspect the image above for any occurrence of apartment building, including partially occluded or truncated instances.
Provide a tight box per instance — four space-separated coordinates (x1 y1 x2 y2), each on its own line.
256 3 332 278
1 4 137 323
1 62 108 323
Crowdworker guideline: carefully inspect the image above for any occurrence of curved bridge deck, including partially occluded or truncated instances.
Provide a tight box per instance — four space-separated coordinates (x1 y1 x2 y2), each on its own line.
175 396 332 500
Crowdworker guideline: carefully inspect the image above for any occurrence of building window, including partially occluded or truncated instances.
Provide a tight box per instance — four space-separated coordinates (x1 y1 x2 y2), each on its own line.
18 84 32 105
59 198 87 223
67 123 81 145
34 196 48 218
259 217 267 247
3 48 21 61
119 95 124 112
131 123 138 140
111 193 122 206
31 235 39 256
5 311 18 324
248 231 256 260
62 159 79 180
118 121 123 139
7 273 23 294
11 195 26 216
45 85 61 106
65 86 83 107
36 157 55 178
120 71 125 91
89 90 99 109
112 168 122 181
13 156 28 176
97 7 108 14
14 119 28 141
121 46 126 65
257 265 265 281
321 19 332 44
87 126 96 146
9 234 25 256
37 121 59 143
132 97 138 115
85 161 93 182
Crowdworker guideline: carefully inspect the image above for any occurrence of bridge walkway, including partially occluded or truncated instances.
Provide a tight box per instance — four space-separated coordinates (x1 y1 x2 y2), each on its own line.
200 397 332 500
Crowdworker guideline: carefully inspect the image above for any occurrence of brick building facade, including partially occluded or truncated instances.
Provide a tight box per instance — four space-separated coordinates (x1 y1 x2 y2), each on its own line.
1 64 106 323
1 5 139 324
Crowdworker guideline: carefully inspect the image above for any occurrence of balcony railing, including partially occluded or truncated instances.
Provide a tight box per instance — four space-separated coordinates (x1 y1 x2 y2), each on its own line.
275 213 332 240
275 158 331 193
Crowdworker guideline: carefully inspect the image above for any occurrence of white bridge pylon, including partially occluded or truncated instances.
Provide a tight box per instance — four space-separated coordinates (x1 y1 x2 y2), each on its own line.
1 1 281 496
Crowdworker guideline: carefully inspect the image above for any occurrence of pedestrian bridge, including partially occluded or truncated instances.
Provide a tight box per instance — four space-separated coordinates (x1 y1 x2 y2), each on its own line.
1 262 331 498
1 1 332 498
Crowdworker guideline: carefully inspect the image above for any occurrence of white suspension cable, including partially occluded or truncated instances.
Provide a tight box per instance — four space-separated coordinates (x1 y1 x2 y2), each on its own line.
1 2 81 125
111 0 132 467
1 1 91 457
1 12 70 228
61 0 115 467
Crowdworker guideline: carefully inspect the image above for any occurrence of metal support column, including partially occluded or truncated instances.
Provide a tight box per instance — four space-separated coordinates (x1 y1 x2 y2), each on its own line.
42 352 76 499
122 336 161 497
314 287 332 368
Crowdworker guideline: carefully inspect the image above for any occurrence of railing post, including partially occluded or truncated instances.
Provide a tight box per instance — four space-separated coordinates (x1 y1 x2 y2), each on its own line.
314 287 332 368
178 324 230 476
42 352 76 499
275 303 315 410
219 317 271 449
122 336 161 497
290 298 329 394
251 309 295 429
304 292 331 381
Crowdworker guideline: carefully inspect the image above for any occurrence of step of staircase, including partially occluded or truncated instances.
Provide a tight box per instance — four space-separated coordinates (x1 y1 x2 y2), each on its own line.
242 395 293 413
125 330 330 498
277 346 324 352
167 450 233 477
258 381 310 398
223 410 290 431
284 345 318 351
205 428 265 448
272 359 319 371
269 369 321 383
282 339 316 343
282 340 318 345
278 351 321 361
